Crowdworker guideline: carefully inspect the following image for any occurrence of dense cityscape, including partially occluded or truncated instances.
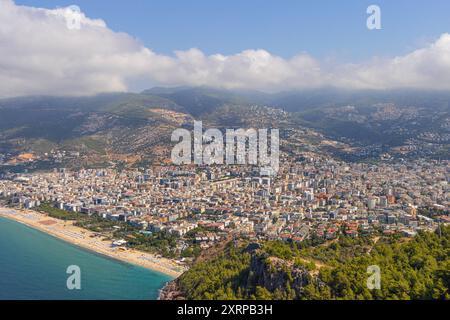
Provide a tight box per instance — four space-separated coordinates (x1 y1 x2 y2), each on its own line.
1 153 448 265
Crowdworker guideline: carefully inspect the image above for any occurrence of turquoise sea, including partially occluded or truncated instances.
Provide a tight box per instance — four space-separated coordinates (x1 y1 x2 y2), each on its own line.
0 216 172 300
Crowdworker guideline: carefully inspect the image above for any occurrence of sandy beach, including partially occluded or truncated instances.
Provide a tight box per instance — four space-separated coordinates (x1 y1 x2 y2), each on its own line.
0 207 184 278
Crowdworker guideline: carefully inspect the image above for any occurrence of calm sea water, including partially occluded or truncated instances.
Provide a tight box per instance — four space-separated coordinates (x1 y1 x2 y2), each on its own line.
0 216 172 300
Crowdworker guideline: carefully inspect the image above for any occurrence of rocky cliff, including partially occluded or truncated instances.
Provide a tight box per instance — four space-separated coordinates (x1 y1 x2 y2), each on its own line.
159 244 314 300
247 254 311 297
159 280 186 300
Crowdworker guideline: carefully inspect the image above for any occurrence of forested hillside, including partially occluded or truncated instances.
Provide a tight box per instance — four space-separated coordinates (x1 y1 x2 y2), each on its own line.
174 227 450 300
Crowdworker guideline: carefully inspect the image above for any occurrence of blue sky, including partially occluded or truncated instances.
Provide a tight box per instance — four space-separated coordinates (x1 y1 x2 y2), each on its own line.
15 0 450 62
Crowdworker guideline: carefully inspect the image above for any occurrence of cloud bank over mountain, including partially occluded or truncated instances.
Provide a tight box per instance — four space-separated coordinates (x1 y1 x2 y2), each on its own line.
1 0 450 97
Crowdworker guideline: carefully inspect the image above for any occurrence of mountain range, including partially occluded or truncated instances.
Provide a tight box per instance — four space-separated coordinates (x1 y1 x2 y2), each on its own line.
0 87 448 169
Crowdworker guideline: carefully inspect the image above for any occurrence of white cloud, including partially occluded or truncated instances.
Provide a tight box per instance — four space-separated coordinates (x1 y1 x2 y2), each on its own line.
1 0 450 98
334 34 450 90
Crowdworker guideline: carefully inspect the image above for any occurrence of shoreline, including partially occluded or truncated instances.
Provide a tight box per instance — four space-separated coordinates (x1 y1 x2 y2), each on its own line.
0 207 184 278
